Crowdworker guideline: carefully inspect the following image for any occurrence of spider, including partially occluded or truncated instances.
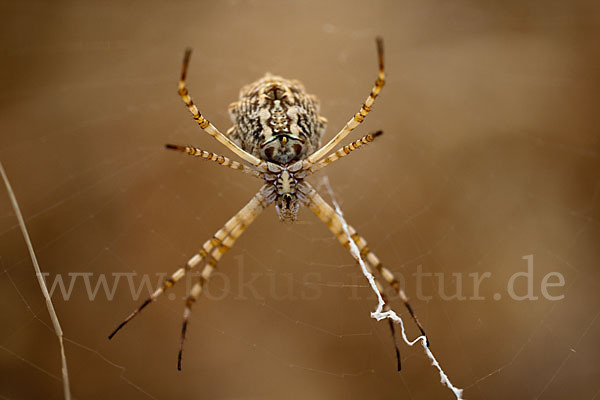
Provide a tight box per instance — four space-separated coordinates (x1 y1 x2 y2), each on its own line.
109 38 428 371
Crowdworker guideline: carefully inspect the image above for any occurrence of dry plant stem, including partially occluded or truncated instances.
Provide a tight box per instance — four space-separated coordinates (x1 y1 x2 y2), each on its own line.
0 161 72 400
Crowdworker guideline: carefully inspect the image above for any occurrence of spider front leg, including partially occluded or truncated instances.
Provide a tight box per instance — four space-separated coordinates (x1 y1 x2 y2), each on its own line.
178 48 263 167
307 38 385 163
306 184 428 370
109 188 271 370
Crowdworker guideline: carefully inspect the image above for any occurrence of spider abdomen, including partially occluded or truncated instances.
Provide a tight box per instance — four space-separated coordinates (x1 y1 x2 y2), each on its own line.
228 74 327 165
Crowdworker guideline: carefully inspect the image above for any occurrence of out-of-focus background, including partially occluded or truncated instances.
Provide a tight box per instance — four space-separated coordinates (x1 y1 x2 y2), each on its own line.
1 0 599 399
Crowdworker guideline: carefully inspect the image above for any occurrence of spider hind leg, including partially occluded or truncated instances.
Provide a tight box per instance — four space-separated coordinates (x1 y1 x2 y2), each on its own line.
306 184 429 369
109 190 270 370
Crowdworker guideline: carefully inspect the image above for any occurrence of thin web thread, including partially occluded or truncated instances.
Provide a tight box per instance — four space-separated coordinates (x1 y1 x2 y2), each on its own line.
0 161 72 400
321 176 464 400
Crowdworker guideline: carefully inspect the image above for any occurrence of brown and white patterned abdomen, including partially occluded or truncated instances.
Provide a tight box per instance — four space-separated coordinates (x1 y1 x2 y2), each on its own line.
228 74 327 165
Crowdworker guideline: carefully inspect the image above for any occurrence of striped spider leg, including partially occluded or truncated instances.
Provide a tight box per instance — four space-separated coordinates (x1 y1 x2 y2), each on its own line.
303 179 428 370
177 48 264 167
306 37 385 163
109 179 276 370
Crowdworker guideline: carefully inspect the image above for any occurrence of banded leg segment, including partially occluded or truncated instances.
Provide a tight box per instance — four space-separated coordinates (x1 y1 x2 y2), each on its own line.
177 195 267 370
308 131 383 174
178 49 263 167
306 186 428 363
165 144 263 178
307 38 385 163
109 189 270 341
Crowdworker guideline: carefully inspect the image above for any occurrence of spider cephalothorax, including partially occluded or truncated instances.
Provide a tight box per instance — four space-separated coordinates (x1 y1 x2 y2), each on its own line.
111 38 428 373
262 161 309 222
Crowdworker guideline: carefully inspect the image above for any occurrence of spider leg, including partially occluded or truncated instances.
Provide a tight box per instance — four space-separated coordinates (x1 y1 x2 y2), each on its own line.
306 185 428 369
307 38 385 163
177 195 268 370
165 144 264 178
178 49 263 167
109 188 271 343
307 131 383 175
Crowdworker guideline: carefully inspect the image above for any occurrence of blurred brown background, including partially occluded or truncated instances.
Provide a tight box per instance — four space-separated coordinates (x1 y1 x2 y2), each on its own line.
1 0 599 399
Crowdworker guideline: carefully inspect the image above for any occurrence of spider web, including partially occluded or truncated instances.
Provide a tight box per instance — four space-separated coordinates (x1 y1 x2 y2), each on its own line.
1 1 600 399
